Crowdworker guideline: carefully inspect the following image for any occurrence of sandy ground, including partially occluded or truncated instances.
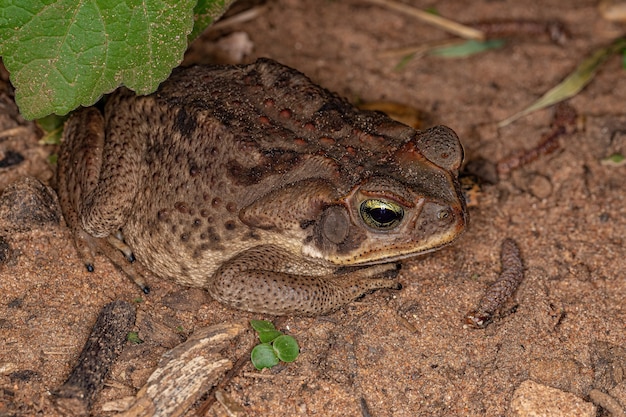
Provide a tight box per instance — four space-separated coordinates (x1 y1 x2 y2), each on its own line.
1 0 625 416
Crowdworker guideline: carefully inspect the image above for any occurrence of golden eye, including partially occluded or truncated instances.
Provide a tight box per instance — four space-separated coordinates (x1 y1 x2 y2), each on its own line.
360 199 404 230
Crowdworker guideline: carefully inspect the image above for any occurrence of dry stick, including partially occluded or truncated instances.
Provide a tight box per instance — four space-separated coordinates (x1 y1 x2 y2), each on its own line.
465 239 524 328
362 0 485 40
497 103 578 176
208 5 267 32
52 300 136 416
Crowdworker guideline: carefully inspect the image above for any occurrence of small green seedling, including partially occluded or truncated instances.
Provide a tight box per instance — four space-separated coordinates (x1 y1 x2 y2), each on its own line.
601 153 626 167
250 320 300 370
126 331 143 344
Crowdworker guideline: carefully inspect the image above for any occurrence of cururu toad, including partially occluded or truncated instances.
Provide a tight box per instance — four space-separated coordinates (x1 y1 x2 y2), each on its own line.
56 58 467 315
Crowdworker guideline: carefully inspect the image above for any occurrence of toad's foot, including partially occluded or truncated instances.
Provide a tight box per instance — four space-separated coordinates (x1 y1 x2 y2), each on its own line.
70 229 149 293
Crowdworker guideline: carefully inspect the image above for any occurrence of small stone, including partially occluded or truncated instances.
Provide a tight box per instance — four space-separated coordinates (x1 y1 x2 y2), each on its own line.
0 177 61 232
527 173 553 200
510 380 596 417
528 358 593 396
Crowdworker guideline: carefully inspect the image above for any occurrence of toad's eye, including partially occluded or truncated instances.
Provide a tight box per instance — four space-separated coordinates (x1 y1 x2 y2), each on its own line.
360 199 404 230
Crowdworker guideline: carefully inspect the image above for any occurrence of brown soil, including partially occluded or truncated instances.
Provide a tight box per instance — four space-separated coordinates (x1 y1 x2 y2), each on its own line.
1 0 625 416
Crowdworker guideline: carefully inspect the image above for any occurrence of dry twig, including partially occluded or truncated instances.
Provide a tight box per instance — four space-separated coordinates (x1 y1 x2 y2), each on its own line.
51 300 136 416
362 0 484 40
465 239 524 328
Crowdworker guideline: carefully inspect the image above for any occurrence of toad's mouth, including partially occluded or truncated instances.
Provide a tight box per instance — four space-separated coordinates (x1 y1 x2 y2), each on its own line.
344 226 465 266
302 211 466 267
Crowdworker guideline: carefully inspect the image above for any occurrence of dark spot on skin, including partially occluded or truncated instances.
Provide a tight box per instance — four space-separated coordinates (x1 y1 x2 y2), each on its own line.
226 151 301 186
192 243 212 259
243 231 261 240
207 227 220 242
157 209 169 221
200 209 209 217
279 109 292 118
174 107 198 136
180 233 190 242
224 221 236 230
212 198 221 208
300 219 315 229
226 202 237 213
226 160 264 185
192 219 202 228
174 202 188 214
189 165 199 177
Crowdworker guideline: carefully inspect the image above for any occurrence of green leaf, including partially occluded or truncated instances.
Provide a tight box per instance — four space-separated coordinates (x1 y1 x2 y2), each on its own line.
251 343 279 370
258 329 282 344
36 114 68 145
499 37 626 127
127 331 143 344
188 0 236 41
429 39 505 58
272 335 300 363
0 0 197 119
250 319 282 343
249 320 276 333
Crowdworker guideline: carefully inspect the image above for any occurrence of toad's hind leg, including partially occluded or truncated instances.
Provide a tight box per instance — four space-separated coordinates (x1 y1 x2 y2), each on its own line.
208 246 401 316
57 107 148 291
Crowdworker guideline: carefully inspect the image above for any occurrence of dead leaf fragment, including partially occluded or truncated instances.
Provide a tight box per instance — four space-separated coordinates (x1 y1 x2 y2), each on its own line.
115 321 248 417
499 37 626 127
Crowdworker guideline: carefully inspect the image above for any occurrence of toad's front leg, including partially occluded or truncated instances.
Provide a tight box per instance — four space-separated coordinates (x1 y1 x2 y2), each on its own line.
207 245 401 316
57 107 148 290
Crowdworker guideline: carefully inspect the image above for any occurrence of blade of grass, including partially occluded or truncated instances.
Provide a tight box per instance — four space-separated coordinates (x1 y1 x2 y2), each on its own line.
384 39 504 69
498 37 626 128
429 39 506 58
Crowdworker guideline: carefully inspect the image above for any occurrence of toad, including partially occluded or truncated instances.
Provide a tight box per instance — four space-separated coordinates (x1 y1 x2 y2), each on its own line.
56 58 467 315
